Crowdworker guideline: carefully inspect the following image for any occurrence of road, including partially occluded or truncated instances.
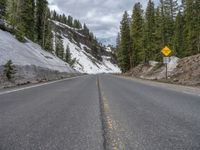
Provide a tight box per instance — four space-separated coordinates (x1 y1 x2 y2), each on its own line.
0 75 200 150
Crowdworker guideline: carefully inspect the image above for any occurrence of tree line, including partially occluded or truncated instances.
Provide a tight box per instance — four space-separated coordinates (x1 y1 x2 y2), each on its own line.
0 0 95 67
51 10 82 29
116 0 200 73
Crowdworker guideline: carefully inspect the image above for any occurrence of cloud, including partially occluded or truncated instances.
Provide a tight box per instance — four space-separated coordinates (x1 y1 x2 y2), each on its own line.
48 0 159 45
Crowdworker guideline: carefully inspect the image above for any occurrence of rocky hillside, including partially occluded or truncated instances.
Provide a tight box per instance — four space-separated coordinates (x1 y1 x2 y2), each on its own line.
51 20 120 74
125 55 200 86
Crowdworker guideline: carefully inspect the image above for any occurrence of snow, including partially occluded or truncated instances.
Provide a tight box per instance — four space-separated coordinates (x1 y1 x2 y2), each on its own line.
61 34 121 74
167 56 179 72
52 20 85 37
156 56 179 79
149 61 159 66
0 30 75 73
105 47 112 52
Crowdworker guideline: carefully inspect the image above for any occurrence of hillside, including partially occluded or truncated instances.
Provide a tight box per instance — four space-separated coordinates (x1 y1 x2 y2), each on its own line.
125 55 200 86
51 20 120 74
0 29 76 88
0 30 74 73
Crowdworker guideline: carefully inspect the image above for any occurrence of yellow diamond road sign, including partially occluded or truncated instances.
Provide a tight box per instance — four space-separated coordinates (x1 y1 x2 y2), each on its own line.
161 46 172 57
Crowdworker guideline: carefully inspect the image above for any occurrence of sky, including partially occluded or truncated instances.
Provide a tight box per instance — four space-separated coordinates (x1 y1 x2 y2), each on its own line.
48 0 159 45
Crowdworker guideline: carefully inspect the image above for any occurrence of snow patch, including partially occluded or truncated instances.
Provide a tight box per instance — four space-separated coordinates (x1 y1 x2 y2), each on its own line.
167 56 179 72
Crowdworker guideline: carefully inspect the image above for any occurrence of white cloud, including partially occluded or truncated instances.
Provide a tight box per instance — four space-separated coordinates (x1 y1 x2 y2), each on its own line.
48 0 160 45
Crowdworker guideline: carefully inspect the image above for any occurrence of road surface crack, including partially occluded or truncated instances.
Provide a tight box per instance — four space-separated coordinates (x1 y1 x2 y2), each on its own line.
97 76 124 150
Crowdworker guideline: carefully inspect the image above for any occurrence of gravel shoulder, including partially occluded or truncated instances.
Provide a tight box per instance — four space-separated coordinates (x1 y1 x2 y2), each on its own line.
118 75 200 97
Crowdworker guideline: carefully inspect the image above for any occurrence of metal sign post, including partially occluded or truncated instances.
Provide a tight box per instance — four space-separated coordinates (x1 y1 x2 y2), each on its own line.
163 57 170 79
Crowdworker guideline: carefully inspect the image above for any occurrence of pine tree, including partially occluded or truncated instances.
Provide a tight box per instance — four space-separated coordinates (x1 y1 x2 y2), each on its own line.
117 11 131 72
17 0 35 40
164 0 179 19
3 60 15 80
83 23 89 35
65 45 71 63
154 7 163 61
73 19 82 29
144 0 156 62
181 0 186 11
173 11 184 57
67 15 73 27
184 0 199 55
35 0 48 45
116 33 120 52
42 8 53 52
62 14 68 24
5 0 19 29
0 0 6 19
51 10 57 20
55 37 64 59
130 2 144 66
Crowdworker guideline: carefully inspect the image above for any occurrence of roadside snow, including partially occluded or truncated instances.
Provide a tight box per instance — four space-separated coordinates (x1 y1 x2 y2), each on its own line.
157 56 179 79
0 30 74 73
149 61 159 66
167 56 179 72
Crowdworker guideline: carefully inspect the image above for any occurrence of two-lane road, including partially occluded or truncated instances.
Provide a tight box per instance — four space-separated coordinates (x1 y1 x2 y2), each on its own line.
0 75 200 150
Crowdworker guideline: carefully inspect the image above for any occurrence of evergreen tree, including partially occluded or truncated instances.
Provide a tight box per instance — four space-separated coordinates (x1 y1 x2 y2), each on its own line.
43 9 53 52
130 2 144 66
65 45 76 67
3 60 15 80
18 0 35 40
181 0 186 11
83 23 89 35
117 11 131 72
65 45 71 63
116 33 120 52
164 0 179 19
184 0 199 55
67 15 73 27
62 14 68 24
0 0 6 19
144 0 156 62
173 11 184 57
5 0 19 29
73 19 82 29
55 37 64 59
154 7 163 61
51 10 58 20
35 0 48 45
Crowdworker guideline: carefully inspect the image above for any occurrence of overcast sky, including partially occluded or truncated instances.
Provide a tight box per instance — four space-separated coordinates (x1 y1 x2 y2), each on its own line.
48 0 159 45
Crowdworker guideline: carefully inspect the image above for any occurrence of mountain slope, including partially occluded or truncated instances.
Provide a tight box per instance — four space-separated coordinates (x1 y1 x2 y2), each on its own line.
0 29 74 73
51 20 121 74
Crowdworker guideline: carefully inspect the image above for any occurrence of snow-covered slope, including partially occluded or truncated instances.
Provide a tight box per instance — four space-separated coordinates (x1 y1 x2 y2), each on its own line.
51 20 121 74
61 35 120 74
0 29 74 73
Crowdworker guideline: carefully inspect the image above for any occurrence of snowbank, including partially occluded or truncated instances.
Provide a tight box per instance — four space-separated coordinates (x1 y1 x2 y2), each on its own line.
0 30 74 73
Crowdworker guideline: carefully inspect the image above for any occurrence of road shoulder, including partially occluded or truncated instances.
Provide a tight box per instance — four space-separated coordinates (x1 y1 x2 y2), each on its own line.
116 75 200 97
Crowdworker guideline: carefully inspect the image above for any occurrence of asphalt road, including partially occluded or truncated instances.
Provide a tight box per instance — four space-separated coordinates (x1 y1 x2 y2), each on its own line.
0 75 200 150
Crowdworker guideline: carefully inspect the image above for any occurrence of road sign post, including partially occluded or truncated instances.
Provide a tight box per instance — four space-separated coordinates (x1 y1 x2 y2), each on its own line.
161 47 172 80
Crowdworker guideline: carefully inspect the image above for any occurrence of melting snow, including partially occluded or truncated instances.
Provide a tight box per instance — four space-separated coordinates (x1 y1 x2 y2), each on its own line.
61 34 121 74
0 30 74 73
